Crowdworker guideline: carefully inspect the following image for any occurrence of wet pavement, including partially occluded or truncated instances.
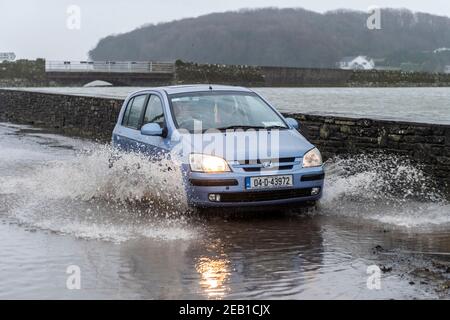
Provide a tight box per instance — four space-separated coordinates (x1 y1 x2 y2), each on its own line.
0 123 449 299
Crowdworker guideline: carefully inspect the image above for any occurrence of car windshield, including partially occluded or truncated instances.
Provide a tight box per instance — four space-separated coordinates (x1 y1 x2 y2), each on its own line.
169 91 288 132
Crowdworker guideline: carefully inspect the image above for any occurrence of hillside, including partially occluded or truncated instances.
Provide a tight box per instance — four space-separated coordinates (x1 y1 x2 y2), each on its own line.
89 8 450 71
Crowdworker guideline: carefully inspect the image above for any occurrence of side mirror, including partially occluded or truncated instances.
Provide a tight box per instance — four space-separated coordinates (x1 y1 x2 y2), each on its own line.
141 123 163 136
285 117 299 130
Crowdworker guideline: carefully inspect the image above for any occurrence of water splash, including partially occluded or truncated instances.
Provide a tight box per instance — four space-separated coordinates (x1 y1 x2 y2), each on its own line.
319 153 450 228
2 145 187 206
1 124 449 238
0 143 196 243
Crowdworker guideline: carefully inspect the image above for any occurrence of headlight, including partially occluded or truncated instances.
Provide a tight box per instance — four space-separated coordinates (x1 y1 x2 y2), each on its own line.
302 148 322 168
189 154 231 173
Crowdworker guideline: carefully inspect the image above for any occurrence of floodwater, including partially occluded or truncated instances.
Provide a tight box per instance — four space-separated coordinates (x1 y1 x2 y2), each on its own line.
10 87 450 124
0 123 449 299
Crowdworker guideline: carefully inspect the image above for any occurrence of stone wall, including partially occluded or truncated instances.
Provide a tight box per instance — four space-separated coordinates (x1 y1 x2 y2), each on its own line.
0 59 48 87
260 67 450 87
0 89 123 141
0 89 449 194
291 113 450 192
174 60 265 86
175 61 450 87
260 66 353 87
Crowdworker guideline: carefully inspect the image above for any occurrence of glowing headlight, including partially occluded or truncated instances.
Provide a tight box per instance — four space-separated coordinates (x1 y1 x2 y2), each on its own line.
189 154 231 173
302 148 323 168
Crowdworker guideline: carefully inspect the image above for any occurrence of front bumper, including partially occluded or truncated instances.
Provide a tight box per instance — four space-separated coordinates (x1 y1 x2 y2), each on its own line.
184 165 325 208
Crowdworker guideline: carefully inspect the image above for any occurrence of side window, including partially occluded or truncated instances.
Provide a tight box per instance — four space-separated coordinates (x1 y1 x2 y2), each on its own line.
121 98 134 126
143 95 165 127
123 95 147 129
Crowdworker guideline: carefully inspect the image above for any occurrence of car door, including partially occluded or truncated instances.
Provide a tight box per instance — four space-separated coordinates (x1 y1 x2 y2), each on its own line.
115 94 148 152
136 93 169 158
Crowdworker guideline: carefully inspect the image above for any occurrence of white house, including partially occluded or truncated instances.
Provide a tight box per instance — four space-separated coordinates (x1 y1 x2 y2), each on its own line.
444 66 450 74
338 56 375 70
433 48 450 54
0 52 16 62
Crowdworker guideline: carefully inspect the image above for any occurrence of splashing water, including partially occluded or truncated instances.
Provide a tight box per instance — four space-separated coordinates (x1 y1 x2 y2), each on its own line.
319 153 450 228
1 121 449 241
0 142 197 243
10 145 187 205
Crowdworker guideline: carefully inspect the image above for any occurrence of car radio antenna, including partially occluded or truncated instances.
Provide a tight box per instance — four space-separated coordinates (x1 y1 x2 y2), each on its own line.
200 69 211 88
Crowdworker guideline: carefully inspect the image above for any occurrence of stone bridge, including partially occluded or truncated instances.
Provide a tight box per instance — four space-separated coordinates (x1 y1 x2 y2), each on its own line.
45 61 175 86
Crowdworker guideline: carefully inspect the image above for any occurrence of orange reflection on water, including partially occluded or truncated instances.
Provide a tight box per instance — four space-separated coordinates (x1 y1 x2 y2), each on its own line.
196 256 231 298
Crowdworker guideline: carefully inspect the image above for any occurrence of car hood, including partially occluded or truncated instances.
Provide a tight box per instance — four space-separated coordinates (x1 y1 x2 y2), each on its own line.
172 129 315 161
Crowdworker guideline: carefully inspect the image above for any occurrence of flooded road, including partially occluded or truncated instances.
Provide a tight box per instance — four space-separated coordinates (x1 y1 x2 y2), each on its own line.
0 123 449 299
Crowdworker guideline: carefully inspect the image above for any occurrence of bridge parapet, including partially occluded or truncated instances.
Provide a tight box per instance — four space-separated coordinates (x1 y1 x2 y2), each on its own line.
45 60 175 74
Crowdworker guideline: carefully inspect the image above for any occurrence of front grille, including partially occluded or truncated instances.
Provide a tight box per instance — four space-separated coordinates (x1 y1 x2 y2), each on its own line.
216 188 313 203
237 157 296 172
243 165 294 172
237 157 295 165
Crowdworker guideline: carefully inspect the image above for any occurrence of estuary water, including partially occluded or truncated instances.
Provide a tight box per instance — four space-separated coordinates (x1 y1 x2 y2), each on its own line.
10 86 450 124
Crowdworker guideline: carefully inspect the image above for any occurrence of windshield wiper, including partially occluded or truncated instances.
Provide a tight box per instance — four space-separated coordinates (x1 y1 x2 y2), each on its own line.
216 125 288 131
216 125 266 131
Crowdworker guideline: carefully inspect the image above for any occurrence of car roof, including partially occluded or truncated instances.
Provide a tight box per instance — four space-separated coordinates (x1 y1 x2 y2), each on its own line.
130 84 254 96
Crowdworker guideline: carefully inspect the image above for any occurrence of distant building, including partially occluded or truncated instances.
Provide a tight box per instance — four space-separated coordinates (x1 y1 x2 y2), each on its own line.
444 66 450 74
338 56 375 70
433 48 450 54
0 52 16 62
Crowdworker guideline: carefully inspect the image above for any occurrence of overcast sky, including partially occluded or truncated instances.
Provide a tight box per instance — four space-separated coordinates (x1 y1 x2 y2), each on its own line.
1 0 450 60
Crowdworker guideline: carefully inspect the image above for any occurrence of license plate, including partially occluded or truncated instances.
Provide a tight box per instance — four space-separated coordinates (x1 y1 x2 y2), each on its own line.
246 175 293 190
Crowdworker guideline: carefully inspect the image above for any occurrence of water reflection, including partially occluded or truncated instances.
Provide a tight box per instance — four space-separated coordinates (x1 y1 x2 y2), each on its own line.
187 216 326 299
195 256 231 298
112 215 449 299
